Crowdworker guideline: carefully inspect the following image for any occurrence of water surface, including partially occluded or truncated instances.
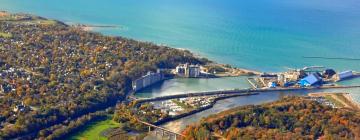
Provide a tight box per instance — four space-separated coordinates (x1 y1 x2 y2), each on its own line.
1 0 360 72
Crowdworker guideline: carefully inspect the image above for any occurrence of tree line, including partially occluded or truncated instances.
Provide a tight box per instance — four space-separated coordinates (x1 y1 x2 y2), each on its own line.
182 97 360 140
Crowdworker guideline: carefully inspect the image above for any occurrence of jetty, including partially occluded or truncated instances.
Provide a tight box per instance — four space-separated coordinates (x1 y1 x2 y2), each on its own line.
303 56 360 61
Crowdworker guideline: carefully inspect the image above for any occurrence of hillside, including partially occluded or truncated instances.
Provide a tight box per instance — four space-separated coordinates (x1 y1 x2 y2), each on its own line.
0 12 206 139
182 97 360 140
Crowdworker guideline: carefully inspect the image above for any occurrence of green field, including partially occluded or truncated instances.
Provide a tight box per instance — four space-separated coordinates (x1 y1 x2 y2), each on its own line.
0 32 12 38
37 19 57 25
68 116 120 140
324 95 345 108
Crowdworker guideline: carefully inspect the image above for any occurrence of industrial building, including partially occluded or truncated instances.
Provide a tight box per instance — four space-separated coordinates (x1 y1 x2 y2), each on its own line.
338 71 353 81
298 74 322 87
132 70 164 92
175 63 201 78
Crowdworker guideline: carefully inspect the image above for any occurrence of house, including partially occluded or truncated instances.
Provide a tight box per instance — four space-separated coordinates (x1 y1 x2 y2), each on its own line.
13 102 28 112
298 74 322 87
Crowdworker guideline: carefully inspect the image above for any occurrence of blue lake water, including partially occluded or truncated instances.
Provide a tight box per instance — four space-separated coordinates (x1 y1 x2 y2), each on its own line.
1 0 360 71
1 1 360 101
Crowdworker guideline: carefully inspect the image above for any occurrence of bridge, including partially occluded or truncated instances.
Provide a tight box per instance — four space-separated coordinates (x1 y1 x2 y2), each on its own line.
136 119 185 140
134 85 360 104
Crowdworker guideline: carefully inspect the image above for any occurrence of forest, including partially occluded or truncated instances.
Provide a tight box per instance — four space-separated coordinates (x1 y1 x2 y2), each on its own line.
182 97 360 140
0 13 207 139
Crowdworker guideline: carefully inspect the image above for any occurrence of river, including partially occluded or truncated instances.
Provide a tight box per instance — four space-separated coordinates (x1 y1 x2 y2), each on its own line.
135 77 360 133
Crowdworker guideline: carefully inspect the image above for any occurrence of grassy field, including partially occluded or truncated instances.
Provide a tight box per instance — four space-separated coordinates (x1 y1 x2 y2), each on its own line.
68 116 120 140
37 19 57 25
172 99 193 110
0 32 12 38
324 95 345 108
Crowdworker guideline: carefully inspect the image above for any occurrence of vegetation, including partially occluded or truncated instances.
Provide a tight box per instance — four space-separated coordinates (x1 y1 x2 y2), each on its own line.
182 97 360 140
205 65 226 74
40 110 110 139
0 32 12 38
0 12 207 139
113 103 169 132
324 95 345 108
68 116 119 140
172 99 193 110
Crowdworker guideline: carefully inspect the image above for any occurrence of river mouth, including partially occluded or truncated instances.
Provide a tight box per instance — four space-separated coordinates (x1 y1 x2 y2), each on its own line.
135 77 360 133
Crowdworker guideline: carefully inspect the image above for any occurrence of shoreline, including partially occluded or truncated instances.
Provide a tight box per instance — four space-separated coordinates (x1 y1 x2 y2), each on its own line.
343 93 360 110
308 92 360 111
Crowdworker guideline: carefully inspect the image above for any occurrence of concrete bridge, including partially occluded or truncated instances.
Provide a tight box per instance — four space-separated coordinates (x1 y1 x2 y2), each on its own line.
134 85 360 104
137 119 185 140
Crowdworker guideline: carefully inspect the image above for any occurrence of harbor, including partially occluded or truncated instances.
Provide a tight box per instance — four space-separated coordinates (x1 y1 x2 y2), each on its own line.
131 67 360 135
245 66 360 89
2 0 360 139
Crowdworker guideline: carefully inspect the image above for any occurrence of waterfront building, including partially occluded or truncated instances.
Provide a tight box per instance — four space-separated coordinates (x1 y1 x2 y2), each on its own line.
338 71 353 80
188 65 200 77
323 69 336 78
284 70 306 81
268 82 277 88
132 70 164 92
298 74 322 87
175 64 187 77
175 63 201 78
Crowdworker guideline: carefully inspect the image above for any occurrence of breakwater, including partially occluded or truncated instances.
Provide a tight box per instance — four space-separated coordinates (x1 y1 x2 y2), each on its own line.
135 85 360 104
303 56 360 61
153 92 259 125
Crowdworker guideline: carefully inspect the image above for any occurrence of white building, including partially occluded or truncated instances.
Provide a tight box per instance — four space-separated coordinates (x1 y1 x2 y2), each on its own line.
132 70 164 92
175 63 201 78
338 71 353 80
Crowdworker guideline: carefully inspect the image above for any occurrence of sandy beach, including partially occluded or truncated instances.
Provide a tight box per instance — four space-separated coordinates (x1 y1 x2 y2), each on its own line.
343 93 360 110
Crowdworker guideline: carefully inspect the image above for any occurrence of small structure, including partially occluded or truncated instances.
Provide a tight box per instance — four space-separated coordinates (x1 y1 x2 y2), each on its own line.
175 63 200 78
338 71 353 80
132 70 164 92
323 69 336 79
260 73 277 78
298 74 322 87
268 82 277 88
